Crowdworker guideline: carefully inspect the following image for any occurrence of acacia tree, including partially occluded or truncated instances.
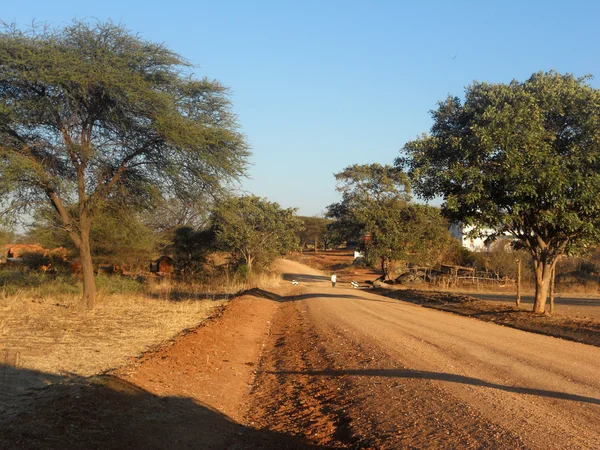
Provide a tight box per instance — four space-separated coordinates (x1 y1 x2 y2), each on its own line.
399 71 600 313
0 21 249 307
326 163 450 278
211 196 303 272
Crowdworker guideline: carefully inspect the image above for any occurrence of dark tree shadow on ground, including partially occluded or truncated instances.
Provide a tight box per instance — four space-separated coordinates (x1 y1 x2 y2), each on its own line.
240 287 363 303
147 290 232 302
0 365 343 450
270 368 600 406
472 293 600 307
282 273 331 283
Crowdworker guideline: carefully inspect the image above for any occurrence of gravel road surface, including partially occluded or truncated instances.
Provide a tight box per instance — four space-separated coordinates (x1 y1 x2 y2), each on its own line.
262 259 600 449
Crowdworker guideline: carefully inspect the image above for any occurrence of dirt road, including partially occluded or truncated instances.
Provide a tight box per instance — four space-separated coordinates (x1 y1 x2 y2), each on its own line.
251 259 600 449
2 258 599 449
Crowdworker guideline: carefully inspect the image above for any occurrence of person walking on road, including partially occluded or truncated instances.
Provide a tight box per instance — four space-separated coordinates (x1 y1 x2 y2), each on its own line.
331 273 337 288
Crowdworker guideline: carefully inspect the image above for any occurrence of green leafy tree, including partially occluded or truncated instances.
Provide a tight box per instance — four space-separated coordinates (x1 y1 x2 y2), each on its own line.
0 227 14 248
212 196 303 272
143 197 212 235
362 202 451 278
297 216 331 252
0 21 249 307
399 71 600 313
327 163 450 278
326 164 411 244
172 226 215 280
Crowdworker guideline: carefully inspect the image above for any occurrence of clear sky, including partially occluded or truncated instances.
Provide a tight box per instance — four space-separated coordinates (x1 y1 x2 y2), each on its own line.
4 1 600 216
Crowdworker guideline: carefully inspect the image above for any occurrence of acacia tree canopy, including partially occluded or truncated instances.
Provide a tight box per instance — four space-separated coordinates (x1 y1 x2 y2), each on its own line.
0 21 249 307
211 196 303 272
398 71 600 313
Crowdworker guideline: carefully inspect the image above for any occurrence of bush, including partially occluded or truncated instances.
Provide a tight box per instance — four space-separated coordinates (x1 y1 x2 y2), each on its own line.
235 263 250 280
0 267 80 296
95 274 144 295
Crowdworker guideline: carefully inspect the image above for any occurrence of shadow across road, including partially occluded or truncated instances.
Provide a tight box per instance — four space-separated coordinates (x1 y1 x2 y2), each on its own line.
282 273 331 283
270 368 600 406
0 365 342 450
239 287 363 303
470 293 600 308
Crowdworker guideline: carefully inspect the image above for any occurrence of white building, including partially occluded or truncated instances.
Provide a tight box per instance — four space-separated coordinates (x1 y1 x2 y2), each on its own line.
449 222 498 252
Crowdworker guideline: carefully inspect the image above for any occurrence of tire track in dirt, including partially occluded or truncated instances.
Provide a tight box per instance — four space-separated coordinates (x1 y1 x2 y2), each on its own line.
246 297 357 448
246 291 525 449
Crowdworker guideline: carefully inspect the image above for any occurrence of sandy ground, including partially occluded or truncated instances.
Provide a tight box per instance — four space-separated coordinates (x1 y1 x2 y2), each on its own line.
1 258 599 448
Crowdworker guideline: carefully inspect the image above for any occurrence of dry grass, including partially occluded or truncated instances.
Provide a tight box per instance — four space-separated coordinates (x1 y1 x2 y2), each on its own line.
1 287 222 381
0 270 282 412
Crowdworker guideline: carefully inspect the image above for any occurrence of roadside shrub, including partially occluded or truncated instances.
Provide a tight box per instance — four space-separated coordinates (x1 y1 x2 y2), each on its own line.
96 274 144 295
235 263 250 280
0 267 80 296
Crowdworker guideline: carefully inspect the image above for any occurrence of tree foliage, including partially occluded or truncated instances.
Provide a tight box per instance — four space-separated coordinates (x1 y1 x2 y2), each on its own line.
0 21 249 307
326 164 411 243
297 216 332 252
171 226 216 280
399 71 600 312
28 202 162 269
0 226 13 248
361 202 451 277
211 196 303 272
327 163 450 278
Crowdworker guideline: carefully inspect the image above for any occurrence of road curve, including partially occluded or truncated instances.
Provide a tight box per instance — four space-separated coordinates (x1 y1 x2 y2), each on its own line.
275 259 600 449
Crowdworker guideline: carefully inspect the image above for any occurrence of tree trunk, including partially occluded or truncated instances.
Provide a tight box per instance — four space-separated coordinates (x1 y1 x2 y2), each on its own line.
381 257 390 281
532 258 554 313
79 216 97 309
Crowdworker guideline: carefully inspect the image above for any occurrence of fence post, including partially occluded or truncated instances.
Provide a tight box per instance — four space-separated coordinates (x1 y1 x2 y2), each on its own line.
516 259 521 308
549 264 556 314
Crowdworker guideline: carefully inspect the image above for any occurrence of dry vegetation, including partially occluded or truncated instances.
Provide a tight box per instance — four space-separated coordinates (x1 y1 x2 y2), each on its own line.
0 269 283 415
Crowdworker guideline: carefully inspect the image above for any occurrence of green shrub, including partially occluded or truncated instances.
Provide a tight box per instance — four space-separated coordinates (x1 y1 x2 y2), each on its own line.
95 274 144 295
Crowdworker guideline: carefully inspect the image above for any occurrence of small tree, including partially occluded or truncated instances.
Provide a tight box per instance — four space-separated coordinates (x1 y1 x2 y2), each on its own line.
28 202 162 270
211 196 303 272
327 163 451 278
360 201 450 279
0 21 249 307
0 227 13 247
326 164 411 244
399 71 600 313
172 226 215 280
297 216 331 252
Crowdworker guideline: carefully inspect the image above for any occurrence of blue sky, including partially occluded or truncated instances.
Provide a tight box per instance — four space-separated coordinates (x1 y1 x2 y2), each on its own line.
4 1 600 215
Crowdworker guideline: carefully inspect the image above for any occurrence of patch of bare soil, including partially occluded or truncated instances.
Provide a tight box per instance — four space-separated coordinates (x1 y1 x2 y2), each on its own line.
247 294 525 449
0 290 342 449
374 288 600 348
289 250 379 285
